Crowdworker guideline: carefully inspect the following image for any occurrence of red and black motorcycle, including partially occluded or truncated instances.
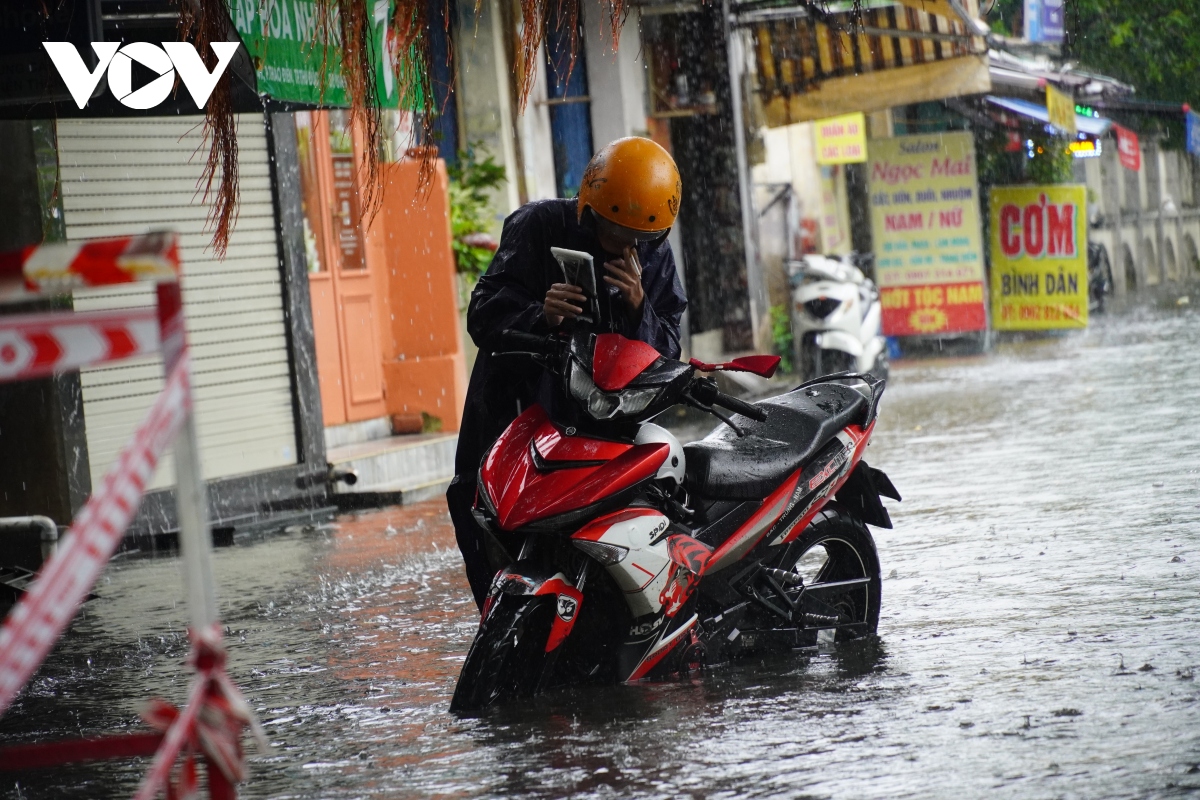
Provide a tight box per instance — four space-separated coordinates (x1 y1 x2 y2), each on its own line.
451 328 899 711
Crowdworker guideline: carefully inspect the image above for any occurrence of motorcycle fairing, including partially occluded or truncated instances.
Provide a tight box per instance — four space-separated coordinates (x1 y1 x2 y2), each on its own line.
592 333 661 391
767 424 872 547
482 404 669 530
624 613 698 681
533 420 632 464
704 472 802 574
570 512 710 680
570 509 673 618
698 423 871 573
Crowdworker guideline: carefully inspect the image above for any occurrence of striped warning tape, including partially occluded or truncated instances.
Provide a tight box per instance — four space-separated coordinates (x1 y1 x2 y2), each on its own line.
0 308 160 383
0 354 192 716
0 233 179 299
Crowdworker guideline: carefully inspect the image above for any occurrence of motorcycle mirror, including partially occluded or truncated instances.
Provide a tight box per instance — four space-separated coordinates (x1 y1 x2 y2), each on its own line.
688 355 781 378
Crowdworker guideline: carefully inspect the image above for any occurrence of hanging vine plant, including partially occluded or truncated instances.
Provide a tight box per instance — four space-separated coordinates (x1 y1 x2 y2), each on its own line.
190 0 628 256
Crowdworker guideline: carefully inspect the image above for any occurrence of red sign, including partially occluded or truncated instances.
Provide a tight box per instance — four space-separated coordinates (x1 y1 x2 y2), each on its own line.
996 196 1078 259
1115 124 1140 171
880 283 987 335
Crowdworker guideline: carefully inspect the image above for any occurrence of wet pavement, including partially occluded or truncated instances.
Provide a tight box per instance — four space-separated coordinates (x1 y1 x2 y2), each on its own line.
3 305 1199 799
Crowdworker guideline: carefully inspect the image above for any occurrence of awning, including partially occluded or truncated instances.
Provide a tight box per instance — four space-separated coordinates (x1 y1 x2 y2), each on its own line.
985 95 1113 136
745 1 991 127
987 47 1134 99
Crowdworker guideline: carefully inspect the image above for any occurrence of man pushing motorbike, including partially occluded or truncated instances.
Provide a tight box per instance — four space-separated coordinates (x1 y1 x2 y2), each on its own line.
447 137 688 609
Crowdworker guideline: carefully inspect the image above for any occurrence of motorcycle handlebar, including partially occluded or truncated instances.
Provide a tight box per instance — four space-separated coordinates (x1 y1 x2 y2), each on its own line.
691 377 767 422
712 390 767 422
497 329 556 355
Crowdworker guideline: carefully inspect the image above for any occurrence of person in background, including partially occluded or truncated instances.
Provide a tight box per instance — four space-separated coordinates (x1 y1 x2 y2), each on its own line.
446 137 688 609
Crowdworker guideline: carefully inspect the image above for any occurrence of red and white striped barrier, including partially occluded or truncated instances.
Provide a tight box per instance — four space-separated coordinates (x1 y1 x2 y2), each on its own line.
0 355 192 716
0 232 180 299
0 233 258 799
135 625 266 800
0 308 160 383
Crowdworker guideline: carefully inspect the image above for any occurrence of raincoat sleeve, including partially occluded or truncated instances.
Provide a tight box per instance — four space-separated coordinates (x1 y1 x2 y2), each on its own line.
466 205 554 348
629 244 688 360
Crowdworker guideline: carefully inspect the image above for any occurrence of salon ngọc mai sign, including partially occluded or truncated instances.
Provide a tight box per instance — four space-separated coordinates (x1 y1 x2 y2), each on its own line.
867 132 988 336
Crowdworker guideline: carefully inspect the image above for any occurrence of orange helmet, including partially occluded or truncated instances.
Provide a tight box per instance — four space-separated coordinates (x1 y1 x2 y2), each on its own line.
577 137 682 233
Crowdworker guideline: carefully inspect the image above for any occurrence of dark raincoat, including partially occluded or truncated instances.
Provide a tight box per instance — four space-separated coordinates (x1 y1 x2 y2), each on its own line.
448 198 687 607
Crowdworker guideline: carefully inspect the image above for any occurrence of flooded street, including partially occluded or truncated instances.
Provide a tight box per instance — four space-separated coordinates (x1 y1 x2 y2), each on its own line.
3 306 1199 799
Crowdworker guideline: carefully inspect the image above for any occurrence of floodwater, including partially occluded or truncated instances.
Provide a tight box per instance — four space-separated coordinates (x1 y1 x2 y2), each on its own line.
3 305 1199 799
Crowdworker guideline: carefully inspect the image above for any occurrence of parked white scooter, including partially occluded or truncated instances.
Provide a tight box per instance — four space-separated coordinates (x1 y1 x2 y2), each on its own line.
789 254 888 382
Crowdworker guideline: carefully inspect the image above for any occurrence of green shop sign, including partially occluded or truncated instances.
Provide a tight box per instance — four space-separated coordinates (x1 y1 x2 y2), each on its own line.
230 0 401 108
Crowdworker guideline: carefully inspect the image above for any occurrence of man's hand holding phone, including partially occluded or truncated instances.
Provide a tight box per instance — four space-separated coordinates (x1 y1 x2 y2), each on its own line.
603 246 645 313
544 283 588 327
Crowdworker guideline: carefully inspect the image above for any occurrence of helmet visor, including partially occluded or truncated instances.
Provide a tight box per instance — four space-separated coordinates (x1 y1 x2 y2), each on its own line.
591 209 670 248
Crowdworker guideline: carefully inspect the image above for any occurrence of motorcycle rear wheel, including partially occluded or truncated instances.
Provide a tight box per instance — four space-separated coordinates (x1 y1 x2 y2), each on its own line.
450 594 556 712
767 504 882 641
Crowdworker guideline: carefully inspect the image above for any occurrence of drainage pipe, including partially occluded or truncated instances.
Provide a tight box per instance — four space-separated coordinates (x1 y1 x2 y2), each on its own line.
0 516 59 562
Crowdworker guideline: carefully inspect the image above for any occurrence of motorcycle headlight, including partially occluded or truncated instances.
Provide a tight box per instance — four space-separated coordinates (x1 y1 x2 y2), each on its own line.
587 390 621 419
569 361 597 402
615 386 659 415
568 362 660 420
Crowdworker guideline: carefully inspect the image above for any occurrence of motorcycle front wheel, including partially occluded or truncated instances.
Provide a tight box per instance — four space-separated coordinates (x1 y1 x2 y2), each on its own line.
450 593 556 712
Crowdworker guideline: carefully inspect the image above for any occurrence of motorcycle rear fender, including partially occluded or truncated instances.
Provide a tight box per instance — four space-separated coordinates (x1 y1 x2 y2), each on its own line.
486 562 583 654
834 460 901 529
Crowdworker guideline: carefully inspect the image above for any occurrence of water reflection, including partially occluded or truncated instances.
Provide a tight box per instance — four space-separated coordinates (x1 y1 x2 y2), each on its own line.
3 307 1199 799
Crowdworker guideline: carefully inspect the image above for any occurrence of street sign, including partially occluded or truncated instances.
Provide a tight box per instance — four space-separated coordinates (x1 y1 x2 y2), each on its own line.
867 132 988 336
1186 110 1200 156
1046 85 1077 135
1114 124 1140 171
815 113 868 165
990 185 1088 331
1024 0 1064 44
231 0 403 108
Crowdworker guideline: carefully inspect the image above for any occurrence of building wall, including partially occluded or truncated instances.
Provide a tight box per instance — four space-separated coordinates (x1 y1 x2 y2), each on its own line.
583 3 650 147
455 0 522 221
1085 134 1200 297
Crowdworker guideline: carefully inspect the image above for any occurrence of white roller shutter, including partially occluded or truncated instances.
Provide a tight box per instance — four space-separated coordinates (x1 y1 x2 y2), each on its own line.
57 114 299 491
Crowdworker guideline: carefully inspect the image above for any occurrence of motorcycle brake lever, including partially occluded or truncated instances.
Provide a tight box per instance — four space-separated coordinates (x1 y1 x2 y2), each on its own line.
709 406 745 437
681 389 746 436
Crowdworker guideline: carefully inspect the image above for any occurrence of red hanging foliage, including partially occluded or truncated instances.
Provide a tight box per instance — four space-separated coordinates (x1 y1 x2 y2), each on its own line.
181 0 633 254
178 0 239 258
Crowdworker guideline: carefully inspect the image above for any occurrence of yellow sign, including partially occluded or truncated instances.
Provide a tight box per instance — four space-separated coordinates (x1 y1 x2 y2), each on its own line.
815 113 868 165
1046 85 1077 135
867 131 987 336
989 184 1088 330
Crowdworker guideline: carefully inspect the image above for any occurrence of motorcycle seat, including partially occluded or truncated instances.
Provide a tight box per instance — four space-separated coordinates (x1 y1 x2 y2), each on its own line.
683 384 869 500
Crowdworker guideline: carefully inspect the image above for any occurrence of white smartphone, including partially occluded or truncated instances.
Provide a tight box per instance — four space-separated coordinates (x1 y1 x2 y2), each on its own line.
550 246 599 323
